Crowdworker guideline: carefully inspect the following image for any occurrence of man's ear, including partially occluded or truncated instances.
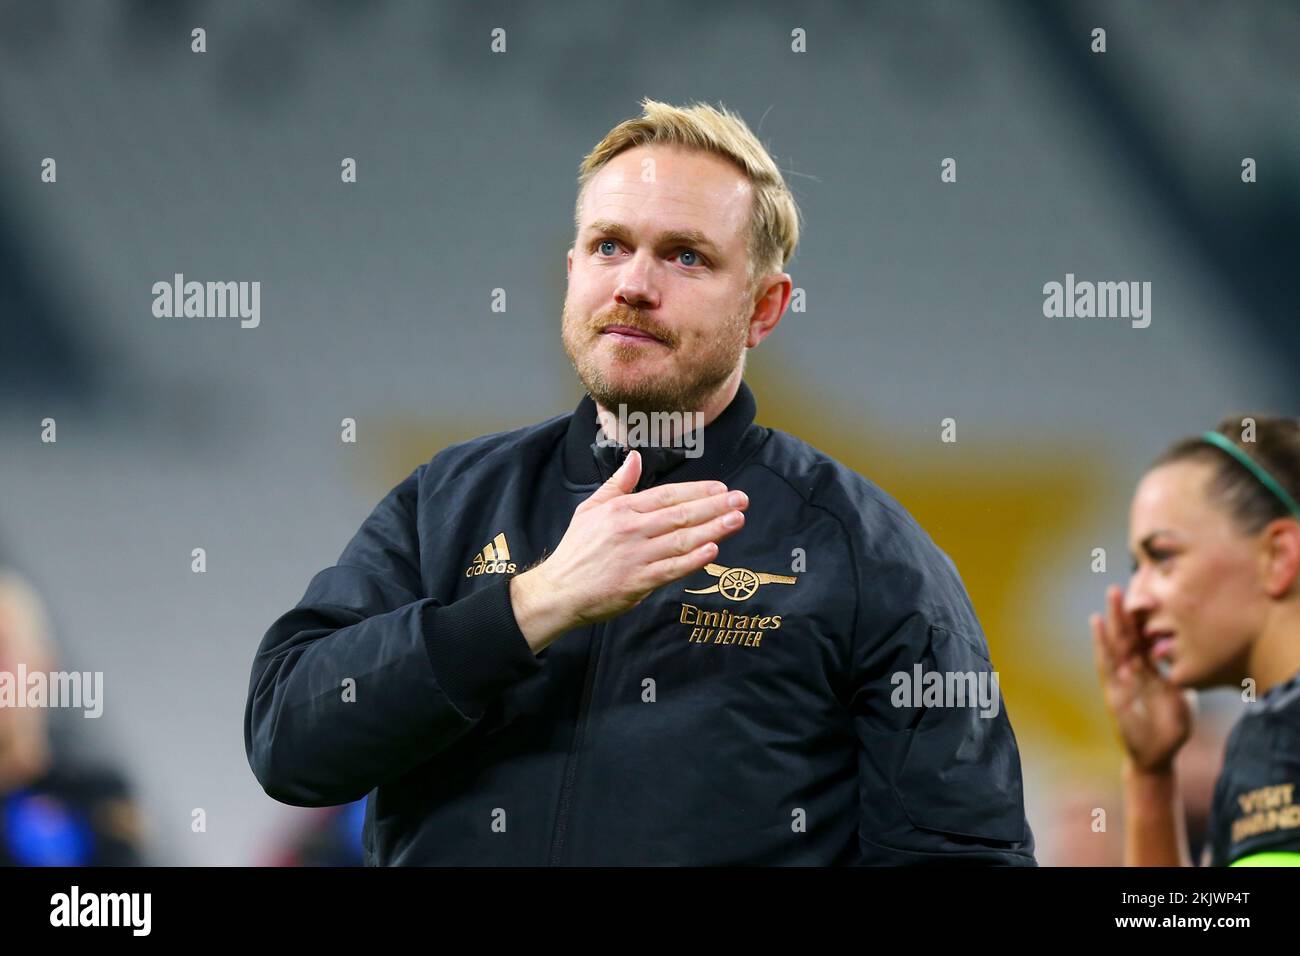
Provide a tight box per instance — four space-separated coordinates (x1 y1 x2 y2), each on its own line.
1263 519 1300 598
745 273 793 349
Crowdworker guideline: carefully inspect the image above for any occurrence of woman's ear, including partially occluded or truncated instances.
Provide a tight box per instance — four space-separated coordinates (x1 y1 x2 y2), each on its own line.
1262 519 1300 599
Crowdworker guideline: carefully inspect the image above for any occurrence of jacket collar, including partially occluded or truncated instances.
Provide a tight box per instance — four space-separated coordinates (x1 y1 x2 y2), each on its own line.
562 379 759 488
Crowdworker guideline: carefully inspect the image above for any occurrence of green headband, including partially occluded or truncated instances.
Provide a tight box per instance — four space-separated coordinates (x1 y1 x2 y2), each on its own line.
1201 430 1300 520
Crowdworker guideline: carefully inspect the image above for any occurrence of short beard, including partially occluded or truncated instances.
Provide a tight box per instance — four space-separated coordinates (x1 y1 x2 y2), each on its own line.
562 300 749 417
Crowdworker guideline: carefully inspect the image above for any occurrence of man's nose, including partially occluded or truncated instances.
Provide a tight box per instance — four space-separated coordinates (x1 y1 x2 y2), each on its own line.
613 251 661 310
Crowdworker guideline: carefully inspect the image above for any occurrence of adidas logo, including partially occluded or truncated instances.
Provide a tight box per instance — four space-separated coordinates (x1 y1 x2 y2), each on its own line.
465 532 517 577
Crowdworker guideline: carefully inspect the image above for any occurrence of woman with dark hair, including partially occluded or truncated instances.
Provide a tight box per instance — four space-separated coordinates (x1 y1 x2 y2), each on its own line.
1092 415 1300 866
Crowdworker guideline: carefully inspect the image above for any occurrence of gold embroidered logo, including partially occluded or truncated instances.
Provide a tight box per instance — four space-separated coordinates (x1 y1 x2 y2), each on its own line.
676 562 797 648
683 563 797 602
465 533 517 577
1231 783 1299 845
679 603 782 648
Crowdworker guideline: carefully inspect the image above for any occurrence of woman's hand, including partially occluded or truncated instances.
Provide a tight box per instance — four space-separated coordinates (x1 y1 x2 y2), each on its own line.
1091 584 1196 773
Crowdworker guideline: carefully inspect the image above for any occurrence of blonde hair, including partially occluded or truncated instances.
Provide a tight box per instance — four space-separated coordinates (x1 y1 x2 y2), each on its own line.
0 568 55 667
575 98 802 291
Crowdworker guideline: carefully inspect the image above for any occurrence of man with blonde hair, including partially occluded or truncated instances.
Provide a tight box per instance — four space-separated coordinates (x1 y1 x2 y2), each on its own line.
0 568 144 865
246 98 1035 865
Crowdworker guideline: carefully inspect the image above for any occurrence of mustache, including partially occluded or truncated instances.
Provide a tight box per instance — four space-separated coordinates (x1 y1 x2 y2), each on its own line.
592 306 676 346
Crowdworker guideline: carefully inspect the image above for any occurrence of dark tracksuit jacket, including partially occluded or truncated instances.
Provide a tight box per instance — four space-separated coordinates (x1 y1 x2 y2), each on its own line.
1204 669 1300 866
243 380 1036 865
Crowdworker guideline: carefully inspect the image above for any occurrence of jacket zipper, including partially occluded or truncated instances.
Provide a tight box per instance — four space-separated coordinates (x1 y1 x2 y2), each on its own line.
548 621 605 865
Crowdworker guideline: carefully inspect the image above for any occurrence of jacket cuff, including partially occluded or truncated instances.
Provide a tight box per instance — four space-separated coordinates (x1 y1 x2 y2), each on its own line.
421 576 542 719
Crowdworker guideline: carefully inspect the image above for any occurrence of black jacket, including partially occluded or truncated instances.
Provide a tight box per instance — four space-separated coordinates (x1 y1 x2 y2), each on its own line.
1205 669 1300 866
244 381 1036 865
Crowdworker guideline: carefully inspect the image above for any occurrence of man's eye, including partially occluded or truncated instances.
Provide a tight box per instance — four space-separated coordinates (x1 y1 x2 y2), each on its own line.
596 240 619 256
677 249 704 267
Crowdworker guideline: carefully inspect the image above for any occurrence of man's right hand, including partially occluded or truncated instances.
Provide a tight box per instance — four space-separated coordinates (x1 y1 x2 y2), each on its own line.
509 450 748 653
